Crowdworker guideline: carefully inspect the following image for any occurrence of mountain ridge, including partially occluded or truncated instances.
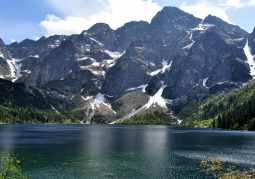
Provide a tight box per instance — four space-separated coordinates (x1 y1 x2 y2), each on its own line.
0 6 254 125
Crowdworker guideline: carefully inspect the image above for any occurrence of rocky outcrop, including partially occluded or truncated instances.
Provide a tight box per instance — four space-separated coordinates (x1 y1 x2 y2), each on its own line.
145 75 162 96
162 27 251 99
248 27 255 55
101 46 150 96
203 15 248 47
0 39 13 79
7 35 67 59
115 21 150 52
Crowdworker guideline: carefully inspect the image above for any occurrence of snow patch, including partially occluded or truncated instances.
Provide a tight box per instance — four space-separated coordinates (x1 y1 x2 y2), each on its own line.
183 31 195 49
90 38 104 46
30 55 39 58
203 77 209 88
104 50 124 58
0 54 4 58
80 88 85 93
51 105 59 113
81 93 116 124
77 56 96 61
6 58 22 81
92 61 100 66
142 85 148 93
106 59 115 64
244 41 255 78
143 85 171 109
150 60 172 76
109 63 115 68
162 60 172 73
81 95 93 101
126 85 147 91
192 23 214 31
80 66 102 76
24 70 31 74
183 42 195 49
234 38 244 41
149 62 155 66
150 69 161 76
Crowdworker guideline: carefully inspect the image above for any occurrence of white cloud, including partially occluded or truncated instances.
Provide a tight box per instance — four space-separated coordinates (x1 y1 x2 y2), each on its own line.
180 0 232 23
40 0 162 36
247 0 255 6
10 39 16 43
46 0 110 17
218 0 245 9
218 0 255 8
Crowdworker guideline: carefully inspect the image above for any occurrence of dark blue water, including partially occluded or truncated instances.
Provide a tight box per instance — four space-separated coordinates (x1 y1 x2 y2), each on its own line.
0 125 255 178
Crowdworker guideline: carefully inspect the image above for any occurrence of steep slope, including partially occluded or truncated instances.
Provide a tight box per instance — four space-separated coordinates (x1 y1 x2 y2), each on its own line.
102 6 202 97
203 15 248 47
184 82 255 130
162 26 251 99
0 78 74 123
0 39 13 80
248 28 255 55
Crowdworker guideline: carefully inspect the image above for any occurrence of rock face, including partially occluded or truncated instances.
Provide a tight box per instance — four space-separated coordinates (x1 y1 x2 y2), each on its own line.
162 26 251 99
145 76 162 96
0 6 253 123
248 28 255 55
0 39 14 80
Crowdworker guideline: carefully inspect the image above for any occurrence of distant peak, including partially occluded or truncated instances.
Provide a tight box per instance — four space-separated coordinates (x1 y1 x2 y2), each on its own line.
39 36 46 40
203 15 220 24
0 38 4 45
87 23 113 32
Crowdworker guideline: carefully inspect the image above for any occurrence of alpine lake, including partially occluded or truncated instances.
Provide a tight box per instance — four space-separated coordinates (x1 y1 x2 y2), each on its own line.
0 124 255 179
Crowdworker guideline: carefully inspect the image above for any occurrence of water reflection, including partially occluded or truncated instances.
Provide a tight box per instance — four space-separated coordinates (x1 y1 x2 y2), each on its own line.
0 125 255 179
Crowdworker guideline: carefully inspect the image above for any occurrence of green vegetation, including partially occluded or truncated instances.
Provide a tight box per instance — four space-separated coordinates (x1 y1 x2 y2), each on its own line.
111 100 123 111
0 153 28 179
91 114 107 124
0 79 78 124
172 100 200 121
120 111 175 125
200 157 255 179
181 82 255 131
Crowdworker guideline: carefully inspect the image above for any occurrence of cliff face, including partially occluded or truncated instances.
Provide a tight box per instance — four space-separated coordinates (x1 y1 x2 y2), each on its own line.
248 28 255 55
162 26 251 99
0 38 15 80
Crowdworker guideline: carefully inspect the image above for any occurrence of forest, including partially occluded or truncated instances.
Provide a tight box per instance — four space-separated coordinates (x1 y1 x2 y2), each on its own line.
182 82 255 130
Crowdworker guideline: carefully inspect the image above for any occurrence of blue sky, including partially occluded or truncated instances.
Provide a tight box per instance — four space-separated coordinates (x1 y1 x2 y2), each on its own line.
1 0 254 44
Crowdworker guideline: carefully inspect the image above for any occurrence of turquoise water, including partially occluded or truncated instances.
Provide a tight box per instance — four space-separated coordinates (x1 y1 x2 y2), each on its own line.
0 125 255 178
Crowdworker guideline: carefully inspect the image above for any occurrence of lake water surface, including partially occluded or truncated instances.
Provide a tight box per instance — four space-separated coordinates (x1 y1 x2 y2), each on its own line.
0 125 255 178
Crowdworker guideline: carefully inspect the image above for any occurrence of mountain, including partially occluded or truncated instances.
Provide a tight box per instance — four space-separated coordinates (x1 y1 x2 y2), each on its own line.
0 39 15 80
0 78 75 123
0 6 254 125
180 81 255 130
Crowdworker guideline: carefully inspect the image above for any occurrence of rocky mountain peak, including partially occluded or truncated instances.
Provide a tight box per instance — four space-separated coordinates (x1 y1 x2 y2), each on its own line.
0 38 5 47
86 23 113 33
203 14 248 39
150 6 201 30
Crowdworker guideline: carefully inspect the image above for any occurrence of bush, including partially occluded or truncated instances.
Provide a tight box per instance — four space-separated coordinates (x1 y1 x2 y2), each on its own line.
201 157 255 179
0 153 28 179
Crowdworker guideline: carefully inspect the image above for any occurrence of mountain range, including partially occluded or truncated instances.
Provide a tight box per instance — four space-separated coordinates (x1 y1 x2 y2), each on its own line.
0 6 255 125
